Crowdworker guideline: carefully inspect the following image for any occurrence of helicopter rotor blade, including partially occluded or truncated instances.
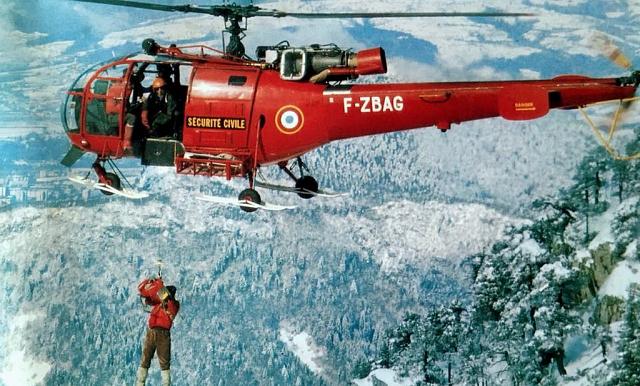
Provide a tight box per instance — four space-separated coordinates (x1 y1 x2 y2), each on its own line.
72 1 533 19
258 11 535 19
72 0 215 14
588 31 637 114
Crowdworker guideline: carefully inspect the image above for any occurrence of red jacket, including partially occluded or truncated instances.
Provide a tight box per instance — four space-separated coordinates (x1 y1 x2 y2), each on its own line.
138 278 180 330
148 299 179 330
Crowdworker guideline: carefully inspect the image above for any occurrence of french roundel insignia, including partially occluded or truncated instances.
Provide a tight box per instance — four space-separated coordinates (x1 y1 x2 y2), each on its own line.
275 105 304 135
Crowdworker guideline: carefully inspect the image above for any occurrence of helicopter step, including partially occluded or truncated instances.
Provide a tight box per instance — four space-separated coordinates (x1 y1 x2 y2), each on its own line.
254 180 348 198
175 153 247 180
195 192 296 212
69 176 149 199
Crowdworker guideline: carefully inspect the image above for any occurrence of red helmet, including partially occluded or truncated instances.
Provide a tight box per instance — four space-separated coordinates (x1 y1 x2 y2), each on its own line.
151 77 166 89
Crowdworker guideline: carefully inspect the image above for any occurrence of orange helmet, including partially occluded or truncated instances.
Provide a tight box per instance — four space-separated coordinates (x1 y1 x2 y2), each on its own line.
151 77 166 89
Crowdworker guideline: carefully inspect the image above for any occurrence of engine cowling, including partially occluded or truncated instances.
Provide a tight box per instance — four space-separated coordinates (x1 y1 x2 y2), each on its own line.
257 44 387 82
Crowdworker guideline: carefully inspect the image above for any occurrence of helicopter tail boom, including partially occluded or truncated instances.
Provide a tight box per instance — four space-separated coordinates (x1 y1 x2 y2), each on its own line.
323 76 638 141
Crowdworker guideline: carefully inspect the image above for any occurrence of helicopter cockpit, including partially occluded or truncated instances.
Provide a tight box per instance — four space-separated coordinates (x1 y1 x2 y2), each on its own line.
62 56 190 162
63 61 129 137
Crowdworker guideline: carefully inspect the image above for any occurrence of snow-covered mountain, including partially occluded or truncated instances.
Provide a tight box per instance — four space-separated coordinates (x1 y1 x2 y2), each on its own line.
352 153 640 385
0 183 520 385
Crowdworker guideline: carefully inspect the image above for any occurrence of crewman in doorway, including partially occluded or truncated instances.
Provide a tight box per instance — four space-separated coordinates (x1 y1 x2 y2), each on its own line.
141 77 178 138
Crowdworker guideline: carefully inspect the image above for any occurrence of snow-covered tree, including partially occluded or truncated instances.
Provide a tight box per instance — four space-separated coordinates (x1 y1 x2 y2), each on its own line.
611 197 640 259
609 286 640 386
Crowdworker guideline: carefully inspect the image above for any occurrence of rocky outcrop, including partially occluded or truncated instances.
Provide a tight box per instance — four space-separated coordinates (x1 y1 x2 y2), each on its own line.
590 244 617 291
593 295 625 325
567 243 625 325
565 243 617 306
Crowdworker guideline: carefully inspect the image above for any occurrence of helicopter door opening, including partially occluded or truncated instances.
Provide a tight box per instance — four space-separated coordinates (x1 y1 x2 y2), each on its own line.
134 62 190 166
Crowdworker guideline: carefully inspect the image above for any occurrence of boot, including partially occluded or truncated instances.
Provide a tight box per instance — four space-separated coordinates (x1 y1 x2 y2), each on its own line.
161 369 171 386
135 366 148 386
123 124 134 155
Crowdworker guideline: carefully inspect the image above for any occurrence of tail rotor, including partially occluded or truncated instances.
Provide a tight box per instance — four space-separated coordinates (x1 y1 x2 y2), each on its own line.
591 31 633 71
578 32 640 160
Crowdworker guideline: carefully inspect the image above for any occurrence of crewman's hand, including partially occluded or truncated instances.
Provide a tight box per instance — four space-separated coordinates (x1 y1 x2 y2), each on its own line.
141 110 150 128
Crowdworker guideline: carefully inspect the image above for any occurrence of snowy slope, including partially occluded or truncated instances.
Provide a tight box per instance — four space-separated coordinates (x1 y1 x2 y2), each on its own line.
0 181 521 384
600 260 640 300
279 322 326 376
0 313 51 386
560 200 640 386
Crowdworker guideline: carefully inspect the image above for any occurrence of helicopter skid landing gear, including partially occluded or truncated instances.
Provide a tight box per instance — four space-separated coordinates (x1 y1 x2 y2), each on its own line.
68 158 149 199
279 158 319 199
194 168 296 212
253 158 347 199
195 191 295 211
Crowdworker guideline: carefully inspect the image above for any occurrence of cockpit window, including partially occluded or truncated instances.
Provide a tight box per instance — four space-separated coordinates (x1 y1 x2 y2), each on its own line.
70 63 102 91
62 92 82 134
62 61 106 134
65 60 192 142
91 79 110 95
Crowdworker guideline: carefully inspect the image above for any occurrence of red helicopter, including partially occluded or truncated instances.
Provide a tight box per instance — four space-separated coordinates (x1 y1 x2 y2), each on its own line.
62 0 640 211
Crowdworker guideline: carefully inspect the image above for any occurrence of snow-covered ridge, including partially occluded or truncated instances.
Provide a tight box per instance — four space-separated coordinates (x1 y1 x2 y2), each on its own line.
279 322 326 376
346 200 524 272
0 193 520 271
600 260 640 300
560 198 640 385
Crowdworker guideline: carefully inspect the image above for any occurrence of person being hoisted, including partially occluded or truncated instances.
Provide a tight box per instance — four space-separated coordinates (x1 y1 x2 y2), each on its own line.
135 275 180 386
